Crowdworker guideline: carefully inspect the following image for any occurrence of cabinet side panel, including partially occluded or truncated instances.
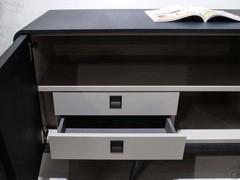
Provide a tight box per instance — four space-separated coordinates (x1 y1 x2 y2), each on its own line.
0 35 43 180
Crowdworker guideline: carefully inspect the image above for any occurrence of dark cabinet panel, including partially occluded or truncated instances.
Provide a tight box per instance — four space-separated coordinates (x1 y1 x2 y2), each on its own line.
0 35 43 180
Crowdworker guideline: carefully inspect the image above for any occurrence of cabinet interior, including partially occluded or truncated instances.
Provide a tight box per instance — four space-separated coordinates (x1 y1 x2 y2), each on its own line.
32 35 240 86
32 35 240 130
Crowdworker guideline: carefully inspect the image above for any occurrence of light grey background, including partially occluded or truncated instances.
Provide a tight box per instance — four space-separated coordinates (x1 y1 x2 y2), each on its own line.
1 0 240 55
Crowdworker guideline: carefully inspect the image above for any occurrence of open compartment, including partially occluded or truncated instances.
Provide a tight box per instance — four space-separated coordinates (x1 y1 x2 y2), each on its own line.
48 116 186 160
176 92 240 144
176 92 240 129
31 35 240 91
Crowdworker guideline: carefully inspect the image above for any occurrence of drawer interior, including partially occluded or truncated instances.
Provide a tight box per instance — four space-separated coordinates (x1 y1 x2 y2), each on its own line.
58 116 175 134
49 116 185 160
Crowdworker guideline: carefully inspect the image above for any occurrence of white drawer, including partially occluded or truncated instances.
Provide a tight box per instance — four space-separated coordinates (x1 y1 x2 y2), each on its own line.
53 92 179 115
48 118 186 160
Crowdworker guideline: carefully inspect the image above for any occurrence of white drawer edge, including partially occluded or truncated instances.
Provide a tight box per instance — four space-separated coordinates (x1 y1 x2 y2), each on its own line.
48 129 240 143
39 85 240 92
38 177 234 180
48 129 183 138
178 129 240 143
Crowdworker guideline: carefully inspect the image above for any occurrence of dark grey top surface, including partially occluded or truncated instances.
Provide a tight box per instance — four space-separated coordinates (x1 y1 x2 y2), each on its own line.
15 9 240 38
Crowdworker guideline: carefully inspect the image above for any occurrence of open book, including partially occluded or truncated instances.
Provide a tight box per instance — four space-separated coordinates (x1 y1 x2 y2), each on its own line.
145 6 240 22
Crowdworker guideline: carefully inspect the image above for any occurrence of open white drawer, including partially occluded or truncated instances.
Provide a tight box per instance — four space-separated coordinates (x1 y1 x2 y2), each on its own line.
48 117 186 160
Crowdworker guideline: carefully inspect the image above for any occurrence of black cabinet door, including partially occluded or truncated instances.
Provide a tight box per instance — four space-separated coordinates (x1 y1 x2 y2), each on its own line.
0 35 43 180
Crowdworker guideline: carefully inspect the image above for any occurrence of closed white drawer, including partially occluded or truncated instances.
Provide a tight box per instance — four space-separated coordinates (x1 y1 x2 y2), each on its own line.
48 118 186 160
53 92 179 115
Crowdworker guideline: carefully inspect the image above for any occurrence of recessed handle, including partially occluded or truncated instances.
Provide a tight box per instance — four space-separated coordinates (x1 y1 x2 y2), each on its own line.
110 140 124 153
110 96 122 109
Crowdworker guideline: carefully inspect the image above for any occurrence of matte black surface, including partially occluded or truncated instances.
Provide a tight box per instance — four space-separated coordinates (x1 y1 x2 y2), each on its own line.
0 131 16 179
0 161 7 180
0 133 8 180
185 143 240 155
0 35 43 180
15 9 240 39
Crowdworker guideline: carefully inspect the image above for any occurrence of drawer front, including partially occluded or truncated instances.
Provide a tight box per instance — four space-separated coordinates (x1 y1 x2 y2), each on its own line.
53 92 179 115
48 130 186 160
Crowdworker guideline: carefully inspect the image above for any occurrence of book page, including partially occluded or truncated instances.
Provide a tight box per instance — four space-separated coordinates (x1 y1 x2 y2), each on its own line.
145 7 201 22
145 6 240 23
201 9 240 22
